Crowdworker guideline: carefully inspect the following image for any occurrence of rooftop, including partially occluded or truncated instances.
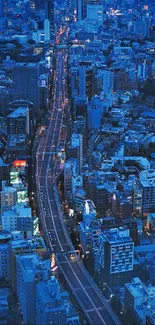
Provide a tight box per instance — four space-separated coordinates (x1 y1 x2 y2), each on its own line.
10 236 46 252
7 107 29 119
101 227 133 245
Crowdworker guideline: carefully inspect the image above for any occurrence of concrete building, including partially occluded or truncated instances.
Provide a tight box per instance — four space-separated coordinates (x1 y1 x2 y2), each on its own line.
80 200 97 253
74 96 88 119
1 183 17 212
36 278 67 325
16 253 50 325
140 170 155 216
146 213 155 232
67 134 83 173
83 199 96 224
8 100 34 137
9 236 47 294
98 227 134 285
0 159 10 183
0 288 9 319
73 116 87 153
0 244 9 280
12 63 41 114
0 0 4 16
2 204 38 238
102 70 114 96
79 61 94 100
74 187 86 213
44 19 50 41
87 4 103 25
45 0 54 40
7 107 30 137
124 277 155 325
87 102 101 131
64 159 77 199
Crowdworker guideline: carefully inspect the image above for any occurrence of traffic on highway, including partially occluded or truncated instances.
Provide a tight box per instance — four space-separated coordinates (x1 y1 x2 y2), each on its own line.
35 32 120 325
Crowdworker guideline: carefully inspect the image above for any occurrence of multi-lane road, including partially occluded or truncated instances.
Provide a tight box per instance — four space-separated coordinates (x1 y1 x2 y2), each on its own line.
35 49 120 325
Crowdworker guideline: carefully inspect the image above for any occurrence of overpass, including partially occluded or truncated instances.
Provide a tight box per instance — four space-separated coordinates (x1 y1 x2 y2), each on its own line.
35 47 121 325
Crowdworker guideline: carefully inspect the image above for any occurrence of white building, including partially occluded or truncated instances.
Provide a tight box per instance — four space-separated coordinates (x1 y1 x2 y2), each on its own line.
1 183 17 211
1 204 38 237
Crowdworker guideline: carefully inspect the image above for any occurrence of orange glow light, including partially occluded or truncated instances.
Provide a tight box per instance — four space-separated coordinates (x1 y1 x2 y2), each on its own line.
13 160 26 167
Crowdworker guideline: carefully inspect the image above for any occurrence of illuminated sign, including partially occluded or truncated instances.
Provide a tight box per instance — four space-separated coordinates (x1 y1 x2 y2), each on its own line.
85 201 90 214
17 191 27 203
69 209 74 217
10 171 19 184
33 217 39 235
13 160 26 167
39 75 48 88
113 194 116 201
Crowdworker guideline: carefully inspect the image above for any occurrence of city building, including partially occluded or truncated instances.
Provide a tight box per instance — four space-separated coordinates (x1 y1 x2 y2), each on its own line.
98 227 134 285
124 277 155 325
140 170 155 216
0 288 9 319
12 63 41 114
16 253 50 325
8 100 35 137
2 204 38 238
67 133 83 173
87 100 101 131
45 0 54 40
1 182 17 212
7 134 28 160
0 0 4 16
74 96 88 119
0 244 9 280
7 107 30 137
146 213 155 232
64 159 77 199
79 61 94 100
87 4 103 25
0 159 11 184
9 237 47 294
44 19 50 41
74 186 86 213
36 278 67 325
80 200 97 253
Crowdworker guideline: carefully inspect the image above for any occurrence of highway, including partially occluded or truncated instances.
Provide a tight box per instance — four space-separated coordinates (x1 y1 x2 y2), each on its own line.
35 48 121 325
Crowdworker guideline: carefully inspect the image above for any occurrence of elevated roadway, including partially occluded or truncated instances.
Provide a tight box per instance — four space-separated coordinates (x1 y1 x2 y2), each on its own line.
35 49 120 325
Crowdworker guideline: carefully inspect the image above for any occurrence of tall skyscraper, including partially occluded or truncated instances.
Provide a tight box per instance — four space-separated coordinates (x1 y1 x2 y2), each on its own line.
79 61 94 100
45 0 54 40
12 63 40 114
